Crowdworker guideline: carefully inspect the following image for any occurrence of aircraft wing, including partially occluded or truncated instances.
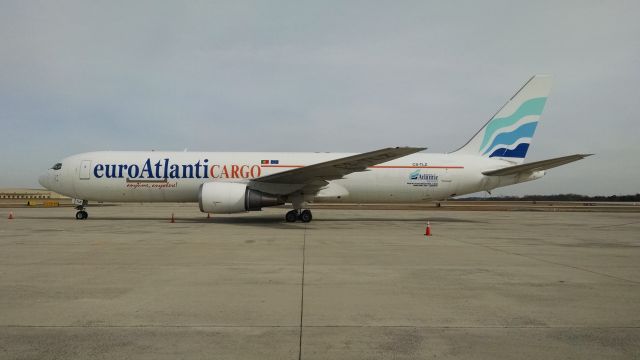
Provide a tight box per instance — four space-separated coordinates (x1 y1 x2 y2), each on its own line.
254 147 426 185
482 154 593 176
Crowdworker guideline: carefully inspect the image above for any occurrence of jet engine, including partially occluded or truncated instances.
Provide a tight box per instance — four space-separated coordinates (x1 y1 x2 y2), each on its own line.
198 182 284 214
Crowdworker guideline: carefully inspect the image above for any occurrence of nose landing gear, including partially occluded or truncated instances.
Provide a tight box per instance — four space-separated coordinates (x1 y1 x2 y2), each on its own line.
74 199 88 220
285 209 313 223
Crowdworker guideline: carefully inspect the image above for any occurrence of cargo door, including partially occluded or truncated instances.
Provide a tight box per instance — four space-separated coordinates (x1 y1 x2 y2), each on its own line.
439 168 459 198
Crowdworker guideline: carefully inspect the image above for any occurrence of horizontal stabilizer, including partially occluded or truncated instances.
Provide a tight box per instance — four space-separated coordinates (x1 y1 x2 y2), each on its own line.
483 154 593 176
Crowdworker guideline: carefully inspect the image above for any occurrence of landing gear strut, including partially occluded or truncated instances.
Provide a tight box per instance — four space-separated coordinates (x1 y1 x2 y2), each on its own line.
285 209 313 223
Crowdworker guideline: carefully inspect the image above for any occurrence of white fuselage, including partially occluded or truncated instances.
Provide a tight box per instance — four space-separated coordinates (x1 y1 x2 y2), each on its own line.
39 151 544 204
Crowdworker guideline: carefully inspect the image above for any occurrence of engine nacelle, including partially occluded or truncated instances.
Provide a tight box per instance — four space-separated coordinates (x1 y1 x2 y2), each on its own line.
198 182 284 214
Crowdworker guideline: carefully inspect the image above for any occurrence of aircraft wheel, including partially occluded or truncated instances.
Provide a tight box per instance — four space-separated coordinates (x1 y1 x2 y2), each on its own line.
285 210 298 223
300 210 312 223
76 211 88 220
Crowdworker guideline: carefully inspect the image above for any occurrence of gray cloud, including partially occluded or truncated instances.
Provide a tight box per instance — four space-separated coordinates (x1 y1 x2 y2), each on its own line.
1 0 639 195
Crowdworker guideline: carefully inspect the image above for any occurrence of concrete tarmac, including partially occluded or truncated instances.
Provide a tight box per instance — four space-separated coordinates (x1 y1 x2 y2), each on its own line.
1 204 639 359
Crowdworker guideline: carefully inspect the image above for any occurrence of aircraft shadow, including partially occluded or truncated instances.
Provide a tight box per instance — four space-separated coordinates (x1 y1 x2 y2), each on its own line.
21 215 481 225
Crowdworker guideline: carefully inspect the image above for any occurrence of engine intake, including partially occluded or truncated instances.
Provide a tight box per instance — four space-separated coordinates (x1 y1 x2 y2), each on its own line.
198 182 284 214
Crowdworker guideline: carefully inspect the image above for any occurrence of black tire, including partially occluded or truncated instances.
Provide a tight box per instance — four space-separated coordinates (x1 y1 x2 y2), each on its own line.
82 211 88 220
75 211 85 220
300 210 312 223
285 210 298 222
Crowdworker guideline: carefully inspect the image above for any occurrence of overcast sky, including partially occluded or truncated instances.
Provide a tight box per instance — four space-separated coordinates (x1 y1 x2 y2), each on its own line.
1 0 638 195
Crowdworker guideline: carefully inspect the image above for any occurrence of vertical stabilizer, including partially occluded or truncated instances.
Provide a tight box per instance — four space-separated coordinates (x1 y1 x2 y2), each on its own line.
451 75 552 164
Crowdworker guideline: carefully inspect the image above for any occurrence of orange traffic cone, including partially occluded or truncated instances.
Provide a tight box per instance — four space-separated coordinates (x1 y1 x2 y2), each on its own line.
170 213 175 223
425 221 432 236
8 211 14 220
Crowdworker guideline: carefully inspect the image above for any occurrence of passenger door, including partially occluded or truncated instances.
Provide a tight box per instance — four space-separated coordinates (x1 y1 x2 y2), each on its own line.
79 160 92 180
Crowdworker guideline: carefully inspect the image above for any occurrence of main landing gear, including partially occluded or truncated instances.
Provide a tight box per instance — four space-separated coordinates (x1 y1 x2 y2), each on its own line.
74 199 88 220
285 209 313 223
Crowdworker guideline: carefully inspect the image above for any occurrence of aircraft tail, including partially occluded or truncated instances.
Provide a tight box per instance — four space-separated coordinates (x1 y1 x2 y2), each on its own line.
451 75 552 164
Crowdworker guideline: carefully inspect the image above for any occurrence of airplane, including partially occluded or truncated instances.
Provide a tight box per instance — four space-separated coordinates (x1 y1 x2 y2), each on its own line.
38 75 591 222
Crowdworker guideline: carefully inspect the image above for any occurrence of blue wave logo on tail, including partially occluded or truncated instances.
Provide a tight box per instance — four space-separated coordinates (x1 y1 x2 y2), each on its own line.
480 97 547 158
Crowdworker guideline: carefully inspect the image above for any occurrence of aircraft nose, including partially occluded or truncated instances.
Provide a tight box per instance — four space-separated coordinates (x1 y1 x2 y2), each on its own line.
38 173 49 189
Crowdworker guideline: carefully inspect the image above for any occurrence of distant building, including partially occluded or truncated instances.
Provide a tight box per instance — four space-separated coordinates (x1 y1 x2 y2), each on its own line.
0 188 68 200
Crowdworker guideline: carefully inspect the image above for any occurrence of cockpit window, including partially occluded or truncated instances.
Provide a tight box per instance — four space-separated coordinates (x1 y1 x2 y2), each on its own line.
51 163 62 170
